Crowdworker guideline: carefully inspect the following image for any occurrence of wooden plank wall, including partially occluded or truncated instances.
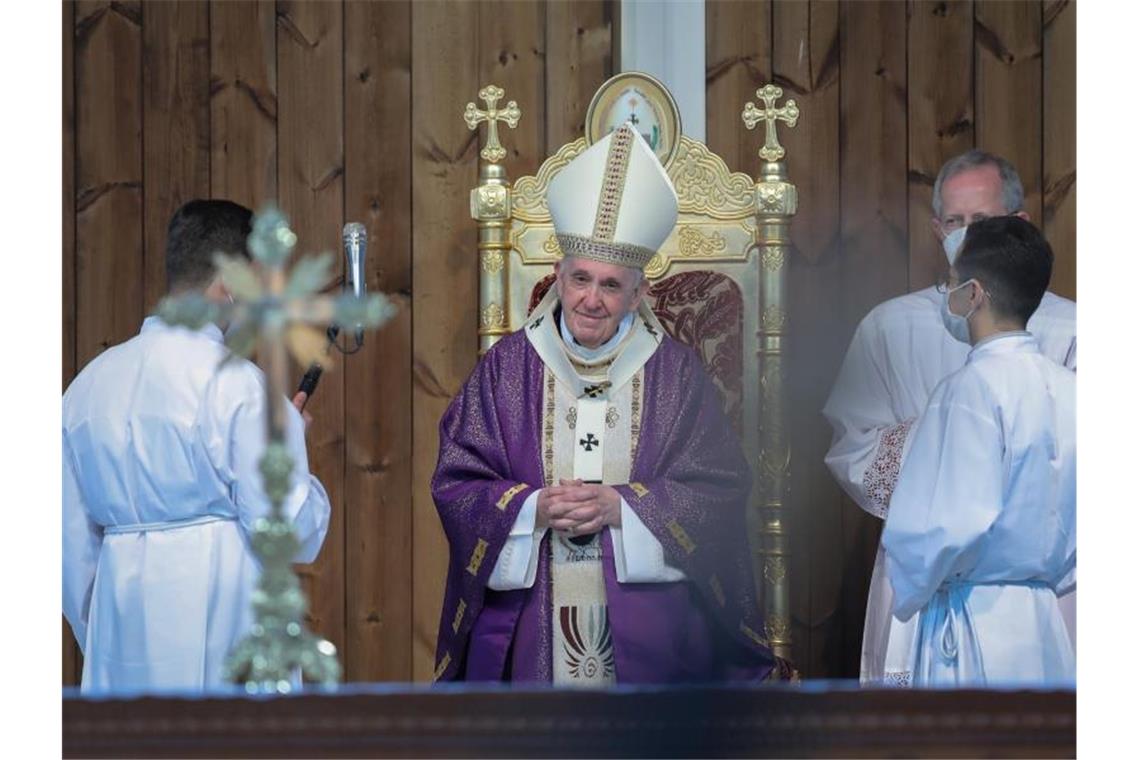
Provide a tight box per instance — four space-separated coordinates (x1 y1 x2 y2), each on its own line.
62 0 614 686
62 0 77 688
63 0 1073 684
705 0 1077 677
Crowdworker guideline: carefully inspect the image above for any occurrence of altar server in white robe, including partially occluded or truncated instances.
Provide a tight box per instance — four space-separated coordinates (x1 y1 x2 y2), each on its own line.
881 215 1075 687
63 200 331 693
821 150 1076 684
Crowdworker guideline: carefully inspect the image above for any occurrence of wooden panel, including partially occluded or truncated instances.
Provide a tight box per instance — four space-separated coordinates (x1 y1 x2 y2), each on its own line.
837 0 908 677
545 0 613 151
276 0 346 663
478 1 546 177
63 0 80 687
344 0 413 683
63 0 77 388
775 0 840 267
410 0 481 682
209 0 276 208
975 1 1043 224
75 0 144 370
143 0 209 311
907 0 974 291
1043 0 1076 301
706 0 772 174
771 0 841 678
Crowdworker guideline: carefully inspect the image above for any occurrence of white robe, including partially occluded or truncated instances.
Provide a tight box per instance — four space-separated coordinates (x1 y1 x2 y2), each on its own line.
881 333 1075 686
821 286 1076 683
63 317 331 693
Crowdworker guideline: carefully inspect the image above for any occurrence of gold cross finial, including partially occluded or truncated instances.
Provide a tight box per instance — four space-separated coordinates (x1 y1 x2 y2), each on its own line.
742 84 799 162
464 84 522 163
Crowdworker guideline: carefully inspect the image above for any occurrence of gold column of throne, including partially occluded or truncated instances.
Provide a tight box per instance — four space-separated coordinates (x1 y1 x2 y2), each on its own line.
466 73 797 662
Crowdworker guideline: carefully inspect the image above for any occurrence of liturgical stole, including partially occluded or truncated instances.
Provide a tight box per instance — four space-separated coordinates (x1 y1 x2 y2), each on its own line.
525 290 663 686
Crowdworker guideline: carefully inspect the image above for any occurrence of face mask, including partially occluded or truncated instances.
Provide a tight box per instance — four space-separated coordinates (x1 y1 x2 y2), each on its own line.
941 226 967 264
222 291 237 338
940 280 978 344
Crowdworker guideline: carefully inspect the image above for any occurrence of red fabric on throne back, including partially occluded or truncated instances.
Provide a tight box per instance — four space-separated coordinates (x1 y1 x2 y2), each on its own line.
527 272 744 429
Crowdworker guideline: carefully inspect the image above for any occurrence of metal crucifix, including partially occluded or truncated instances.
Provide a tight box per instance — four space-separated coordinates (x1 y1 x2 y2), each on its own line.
742 84 800 162
464 85 522 163
157 207 396 692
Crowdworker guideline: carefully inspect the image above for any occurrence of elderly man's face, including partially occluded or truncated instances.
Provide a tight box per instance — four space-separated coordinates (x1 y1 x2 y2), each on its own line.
554 256 647 349
931 164 1028 240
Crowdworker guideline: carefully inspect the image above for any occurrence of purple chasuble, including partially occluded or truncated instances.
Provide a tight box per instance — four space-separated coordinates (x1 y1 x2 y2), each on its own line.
431 329 776 684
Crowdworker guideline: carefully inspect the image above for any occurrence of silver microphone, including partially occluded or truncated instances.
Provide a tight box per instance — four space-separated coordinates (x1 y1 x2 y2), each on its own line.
342 222 367 345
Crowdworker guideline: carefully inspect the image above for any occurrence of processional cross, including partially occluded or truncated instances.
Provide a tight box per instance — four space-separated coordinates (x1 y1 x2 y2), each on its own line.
741 84 800 162
157 207 396 692
464 85 521 163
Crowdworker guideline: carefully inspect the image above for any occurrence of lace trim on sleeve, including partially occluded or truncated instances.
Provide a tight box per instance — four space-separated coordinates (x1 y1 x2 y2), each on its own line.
862 419 915 518
883 669 913 688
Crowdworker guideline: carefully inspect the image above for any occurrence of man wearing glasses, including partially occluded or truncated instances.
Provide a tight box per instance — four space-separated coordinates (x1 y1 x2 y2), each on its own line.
821 150 1076 686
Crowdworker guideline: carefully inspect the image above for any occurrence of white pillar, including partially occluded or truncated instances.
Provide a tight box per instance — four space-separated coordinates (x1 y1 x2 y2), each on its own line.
620 0 706 144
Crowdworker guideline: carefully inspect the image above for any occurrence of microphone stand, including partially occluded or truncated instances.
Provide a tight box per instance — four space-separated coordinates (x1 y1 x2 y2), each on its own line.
297 317 365 408
297 221 368 407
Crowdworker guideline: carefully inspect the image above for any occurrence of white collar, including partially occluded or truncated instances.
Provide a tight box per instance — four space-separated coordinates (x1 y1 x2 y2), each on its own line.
968 330 1037 360
140 314 225 345
558 309 635 363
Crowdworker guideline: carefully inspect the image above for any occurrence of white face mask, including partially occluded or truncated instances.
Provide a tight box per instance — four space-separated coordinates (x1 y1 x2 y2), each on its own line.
940 279 978 344
222 290 237 338
941 225 967 264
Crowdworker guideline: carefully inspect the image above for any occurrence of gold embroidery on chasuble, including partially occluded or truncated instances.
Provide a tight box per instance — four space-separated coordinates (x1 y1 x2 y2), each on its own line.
629 482 649 498
709 575 727 607
543 371 556 487
433 652 451 681
630 373 643 463
497 483 527 511
666 519 697 555
452 599 467 633
466 538 489 576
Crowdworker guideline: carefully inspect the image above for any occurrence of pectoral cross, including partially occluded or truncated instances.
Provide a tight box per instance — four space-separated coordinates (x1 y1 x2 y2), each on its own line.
464 85 522 163
742 84 800 162
156 207 396 692
583 382 610 399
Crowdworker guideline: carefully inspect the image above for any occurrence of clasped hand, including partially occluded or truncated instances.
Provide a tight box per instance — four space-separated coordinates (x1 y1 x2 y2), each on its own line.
536 479 622 536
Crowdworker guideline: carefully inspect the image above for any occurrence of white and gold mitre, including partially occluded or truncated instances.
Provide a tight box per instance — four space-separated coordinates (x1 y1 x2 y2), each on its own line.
546 122 678 271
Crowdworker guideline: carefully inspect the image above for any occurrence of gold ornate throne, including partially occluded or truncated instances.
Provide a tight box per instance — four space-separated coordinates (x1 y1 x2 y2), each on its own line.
466 73 797 661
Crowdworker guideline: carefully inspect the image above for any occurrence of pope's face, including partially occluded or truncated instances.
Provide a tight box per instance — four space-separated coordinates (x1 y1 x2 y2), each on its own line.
554 256 647 349
931 164 1028 240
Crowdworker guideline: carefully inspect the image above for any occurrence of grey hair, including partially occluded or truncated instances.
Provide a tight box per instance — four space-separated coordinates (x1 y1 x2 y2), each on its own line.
931 149 1025 219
